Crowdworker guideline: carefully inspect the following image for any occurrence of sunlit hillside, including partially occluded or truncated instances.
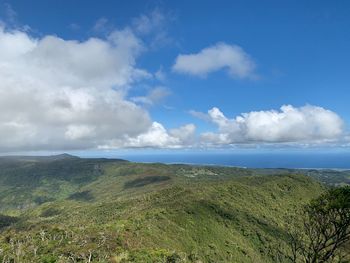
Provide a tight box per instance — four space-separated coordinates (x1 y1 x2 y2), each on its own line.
0 155 333 262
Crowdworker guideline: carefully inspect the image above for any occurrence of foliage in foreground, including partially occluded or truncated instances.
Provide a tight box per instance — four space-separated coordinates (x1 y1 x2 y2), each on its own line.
282 186 350 263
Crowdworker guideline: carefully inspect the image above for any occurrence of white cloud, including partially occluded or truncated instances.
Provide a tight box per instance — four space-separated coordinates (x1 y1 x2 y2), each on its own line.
169 124 196 145
131 87 171 106
65 125 95 140
173 42 256 79
125 122 180 148
0 20 347 151
100 122 196 149
199 105 344 145
0 26 153 151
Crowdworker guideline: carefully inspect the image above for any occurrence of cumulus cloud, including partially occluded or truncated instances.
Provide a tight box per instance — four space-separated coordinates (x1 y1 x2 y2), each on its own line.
0 19 346 151
169 124 196 145
173 42 256 79
0 25 154 151
99 122 196 149
199 105 344 145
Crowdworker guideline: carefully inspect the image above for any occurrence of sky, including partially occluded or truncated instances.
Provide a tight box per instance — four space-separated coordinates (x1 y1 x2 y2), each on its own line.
0 0 350 154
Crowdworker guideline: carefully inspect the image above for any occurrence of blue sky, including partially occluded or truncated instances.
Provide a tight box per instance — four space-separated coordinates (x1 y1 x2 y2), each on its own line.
0 0 350 153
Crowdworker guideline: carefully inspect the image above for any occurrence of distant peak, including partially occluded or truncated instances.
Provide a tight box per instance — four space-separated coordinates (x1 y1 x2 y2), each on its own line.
52 153 79 160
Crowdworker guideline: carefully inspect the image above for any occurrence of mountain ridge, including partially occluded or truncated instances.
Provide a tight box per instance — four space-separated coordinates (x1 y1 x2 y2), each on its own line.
0 156 348 262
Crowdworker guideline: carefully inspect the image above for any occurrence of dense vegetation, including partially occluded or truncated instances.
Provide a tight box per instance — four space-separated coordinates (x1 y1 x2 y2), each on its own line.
0 155 348 262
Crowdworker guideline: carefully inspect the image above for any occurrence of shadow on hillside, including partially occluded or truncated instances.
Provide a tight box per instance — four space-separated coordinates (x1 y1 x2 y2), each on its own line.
124 176 171 189
0 214 18 230
67 190 94 202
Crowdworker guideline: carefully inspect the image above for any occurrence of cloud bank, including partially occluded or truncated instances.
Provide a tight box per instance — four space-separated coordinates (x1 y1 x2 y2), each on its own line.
0 22 199 151
0 26 156 151
200 105 344 145
173 42 256 79
0 20 346 151
99 123 196 149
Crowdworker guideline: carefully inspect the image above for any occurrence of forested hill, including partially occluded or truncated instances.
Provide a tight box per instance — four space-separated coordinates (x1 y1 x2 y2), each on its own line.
0 155 348 262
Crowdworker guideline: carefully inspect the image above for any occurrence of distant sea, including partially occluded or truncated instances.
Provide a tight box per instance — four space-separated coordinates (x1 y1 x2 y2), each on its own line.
116 152 350 169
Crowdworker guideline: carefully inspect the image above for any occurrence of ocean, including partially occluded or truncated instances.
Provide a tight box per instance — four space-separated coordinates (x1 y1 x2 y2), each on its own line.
116 152 350 169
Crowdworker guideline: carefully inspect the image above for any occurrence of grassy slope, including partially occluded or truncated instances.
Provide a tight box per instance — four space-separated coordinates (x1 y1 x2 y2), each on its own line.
0 158 325 262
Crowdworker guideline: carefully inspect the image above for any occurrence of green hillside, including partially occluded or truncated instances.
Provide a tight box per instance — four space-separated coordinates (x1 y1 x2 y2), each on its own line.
0 155 337 262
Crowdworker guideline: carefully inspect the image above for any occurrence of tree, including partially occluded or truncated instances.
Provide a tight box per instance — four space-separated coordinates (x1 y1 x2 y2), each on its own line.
287 186 350 263
0 214 18 229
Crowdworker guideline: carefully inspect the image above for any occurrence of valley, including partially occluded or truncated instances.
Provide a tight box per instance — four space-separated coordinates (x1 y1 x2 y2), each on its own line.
0 155 348 262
